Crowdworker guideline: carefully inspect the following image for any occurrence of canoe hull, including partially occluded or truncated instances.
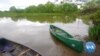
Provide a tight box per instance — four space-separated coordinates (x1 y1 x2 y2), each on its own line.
50 25 84 53
0 38 41 56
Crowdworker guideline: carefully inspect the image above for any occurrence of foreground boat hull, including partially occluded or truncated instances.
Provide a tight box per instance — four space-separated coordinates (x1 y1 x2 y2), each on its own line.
0 38 41 56
50 25 84 53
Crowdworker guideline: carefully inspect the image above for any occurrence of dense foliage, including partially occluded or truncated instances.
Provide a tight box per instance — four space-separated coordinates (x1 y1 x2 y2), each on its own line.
81 0 100 15
82 0 100 43
81 0 100 22
7 1 78 14
89 25 100 43
90 10 100 22
88 10 100 43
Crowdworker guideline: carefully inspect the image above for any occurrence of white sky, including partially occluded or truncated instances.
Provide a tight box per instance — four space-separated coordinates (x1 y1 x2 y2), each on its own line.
0 0 57 11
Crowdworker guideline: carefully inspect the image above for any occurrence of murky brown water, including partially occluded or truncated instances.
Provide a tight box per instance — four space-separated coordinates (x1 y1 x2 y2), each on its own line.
0 17 89 56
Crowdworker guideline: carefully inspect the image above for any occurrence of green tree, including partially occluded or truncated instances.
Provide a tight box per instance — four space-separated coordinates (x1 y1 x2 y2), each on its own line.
82 0 100 14
37 4 46 13
61 3 78 14
44 1 55 13
25 5 38 13
53 4 62 13
90 10 100 22
15 9 24 13
9 6 17 12
84 0 100 9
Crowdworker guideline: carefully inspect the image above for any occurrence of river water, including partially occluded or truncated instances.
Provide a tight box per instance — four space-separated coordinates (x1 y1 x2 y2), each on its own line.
0 17 89 56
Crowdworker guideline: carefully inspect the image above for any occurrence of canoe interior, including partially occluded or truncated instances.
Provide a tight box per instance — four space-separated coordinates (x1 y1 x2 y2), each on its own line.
0 38 41 56
50 25 84 53
50 25 74 38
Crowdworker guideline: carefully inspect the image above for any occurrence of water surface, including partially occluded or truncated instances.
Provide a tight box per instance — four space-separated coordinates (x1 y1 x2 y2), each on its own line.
0 17 89 56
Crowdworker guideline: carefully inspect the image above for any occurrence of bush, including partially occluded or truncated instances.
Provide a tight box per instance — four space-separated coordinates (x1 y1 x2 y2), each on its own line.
90 10 100 21
89 25 100 43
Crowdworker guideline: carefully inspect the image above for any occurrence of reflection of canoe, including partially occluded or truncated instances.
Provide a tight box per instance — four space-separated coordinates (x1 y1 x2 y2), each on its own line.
0 38 41 56
49 25 84 53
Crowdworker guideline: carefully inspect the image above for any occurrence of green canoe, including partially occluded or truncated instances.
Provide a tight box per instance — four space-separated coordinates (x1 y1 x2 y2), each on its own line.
49 25 84 53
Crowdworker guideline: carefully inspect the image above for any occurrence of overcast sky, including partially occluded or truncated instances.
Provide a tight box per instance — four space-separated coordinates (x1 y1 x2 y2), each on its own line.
0 0 57 11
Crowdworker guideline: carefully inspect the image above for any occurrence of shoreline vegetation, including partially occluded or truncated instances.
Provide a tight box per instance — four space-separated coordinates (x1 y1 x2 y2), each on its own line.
0 1 79 21
0 1 99 21
81 0 100 44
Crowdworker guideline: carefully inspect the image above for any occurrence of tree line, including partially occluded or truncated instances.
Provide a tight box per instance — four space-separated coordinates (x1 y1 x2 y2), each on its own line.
6 1 78 14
